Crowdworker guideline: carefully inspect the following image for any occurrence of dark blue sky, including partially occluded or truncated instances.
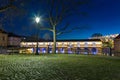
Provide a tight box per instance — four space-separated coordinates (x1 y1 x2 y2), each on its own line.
71 0 120 39
2 0 120 39
72 0 120 39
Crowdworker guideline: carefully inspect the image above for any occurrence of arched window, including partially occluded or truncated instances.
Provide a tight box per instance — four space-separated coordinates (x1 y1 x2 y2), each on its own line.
48 45 52 53
60 48 64 53
84 42 88 47
77 42 80 47
56 47 58 53
84 48 89 54
42 48 46 53
62 43 65 47
43 43 45 47
56 43 58 47
92 42 96 47
68 42 72 46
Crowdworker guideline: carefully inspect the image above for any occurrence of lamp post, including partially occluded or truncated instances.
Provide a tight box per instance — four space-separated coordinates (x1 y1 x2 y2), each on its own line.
35 17 40 55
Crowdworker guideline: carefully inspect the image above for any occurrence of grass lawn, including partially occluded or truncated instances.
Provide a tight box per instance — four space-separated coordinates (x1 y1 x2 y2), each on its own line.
0 54 120 80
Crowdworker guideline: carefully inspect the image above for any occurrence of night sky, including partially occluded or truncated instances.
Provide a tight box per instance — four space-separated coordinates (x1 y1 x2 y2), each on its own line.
1 0 120 39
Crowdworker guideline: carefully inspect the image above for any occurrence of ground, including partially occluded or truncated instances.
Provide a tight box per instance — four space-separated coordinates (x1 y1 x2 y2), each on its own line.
0 54 120 80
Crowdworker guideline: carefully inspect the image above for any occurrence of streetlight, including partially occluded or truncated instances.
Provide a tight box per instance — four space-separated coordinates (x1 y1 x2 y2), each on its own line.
35 16 40 55
35 17 40 23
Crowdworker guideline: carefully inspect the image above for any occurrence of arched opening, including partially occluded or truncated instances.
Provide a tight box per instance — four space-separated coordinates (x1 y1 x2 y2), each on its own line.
60 48 64 53
68 45 73 54
76 47 81 54
48 45 52 53
38 48 40 53
33 47 36 53
84 48 89 54
42 48 46 53
91 48 97 54
56 47 58 53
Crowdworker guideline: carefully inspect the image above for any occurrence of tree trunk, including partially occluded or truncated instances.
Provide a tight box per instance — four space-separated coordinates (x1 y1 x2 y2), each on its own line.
35 40 39 55
35 30 39 55
53 26 56 54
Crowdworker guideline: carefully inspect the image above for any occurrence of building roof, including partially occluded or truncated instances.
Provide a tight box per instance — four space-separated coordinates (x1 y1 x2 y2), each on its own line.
23 39 101 42
91 34 119 39
8 33 21 38
114 34 120 39
0 29 7 34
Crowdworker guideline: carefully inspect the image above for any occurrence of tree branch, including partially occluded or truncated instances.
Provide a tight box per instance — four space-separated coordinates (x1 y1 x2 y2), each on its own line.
57 25 90 36
0 0 15 13
38 27 53 32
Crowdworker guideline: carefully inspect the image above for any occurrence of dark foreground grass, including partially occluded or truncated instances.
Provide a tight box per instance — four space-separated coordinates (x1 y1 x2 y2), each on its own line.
0 54 120 80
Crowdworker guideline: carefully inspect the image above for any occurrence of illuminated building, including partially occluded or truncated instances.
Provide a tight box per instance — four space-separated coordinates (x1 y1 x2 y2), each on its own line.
20 39 102 54
0 29 8 47
0 29 8 53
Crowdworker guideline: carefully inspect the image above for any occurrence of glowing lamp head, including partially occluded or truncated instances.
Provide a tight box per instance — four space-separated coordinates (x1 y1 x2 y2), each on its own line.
35 17 40 23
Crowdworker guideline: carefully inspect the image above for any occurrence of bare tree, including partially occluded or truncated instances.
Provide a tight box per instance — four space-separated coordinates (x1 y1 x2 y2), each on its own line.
91 33 103 39
36 0 90 54
0 0 28 33
0 0 15 13
0 0 15 28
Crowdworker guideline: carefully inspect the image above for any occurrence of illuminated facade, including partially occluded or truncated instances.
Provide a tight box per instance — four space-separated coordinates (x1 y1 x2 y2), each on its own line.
20 39 102 54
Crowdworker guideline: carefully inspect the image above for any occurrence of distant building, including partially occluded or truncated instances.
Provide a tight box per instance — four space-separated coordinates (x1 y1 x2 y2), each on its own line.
0 29 22 54
6 33 21 54
20 39 102 55
0 29 8 47
1 28 120 56
114 34 120 56
8 33 21 47
0 29 8 54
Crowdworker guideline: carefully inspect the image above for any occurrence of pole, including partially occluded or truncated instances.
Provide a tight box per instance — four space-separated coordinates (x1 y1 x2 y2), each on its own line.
36 25 39 55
